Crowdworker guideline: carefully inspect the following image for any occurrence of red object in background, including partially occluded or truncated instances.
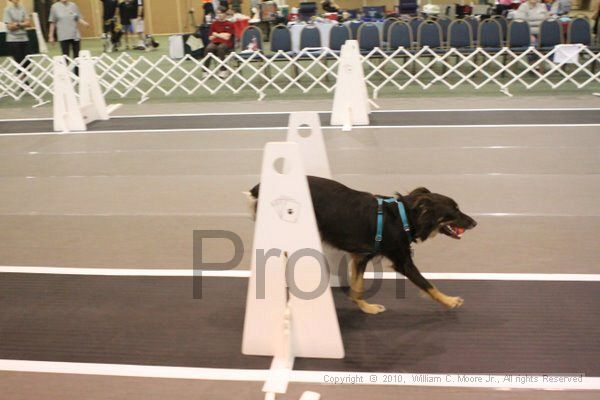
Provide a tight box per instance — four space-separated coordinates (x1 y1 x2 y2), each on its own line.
560 20 569 42
323 13 338 21
288 12 298 21
232 19 249 40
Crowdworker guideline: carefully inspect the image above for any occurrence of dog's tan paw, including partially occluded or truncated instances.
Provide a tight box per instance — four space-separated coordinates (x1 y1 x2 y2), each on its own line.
358 301 386 314
443 296 464 309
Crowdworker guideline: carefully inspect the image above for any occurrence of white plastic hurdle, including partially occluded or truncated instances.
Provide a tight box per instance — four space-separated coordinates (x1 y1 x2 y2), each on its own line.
286 112 349 287
330 40 378 131
286 112 331 179
52 51 120 132
242 142 344 400
52 55 86 132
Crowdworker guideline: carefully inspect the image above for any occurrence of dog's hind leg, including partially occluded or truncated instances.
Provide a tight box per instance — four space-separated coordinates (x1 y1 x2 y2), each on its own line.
399 260 463 309
349 254 386 314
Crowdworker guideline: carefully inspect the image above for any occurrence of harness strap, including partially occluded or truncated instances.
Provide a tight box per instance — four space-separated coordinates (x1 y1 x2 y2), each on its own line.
375 198 384 245
374 197 413 252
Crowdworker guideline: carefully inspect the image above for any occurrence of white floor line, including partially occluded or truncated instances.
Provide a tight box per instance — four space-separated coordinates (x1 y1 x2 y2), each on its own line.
4 144 599 156
0 126 286 137
1 266 599 281
0 212 256 217
5 173 598 179
373 107 600 113
0 212 597 218
2 124 600 137
6 144 598 156
1 107 599 122
0 360 598 390
0 117 55 122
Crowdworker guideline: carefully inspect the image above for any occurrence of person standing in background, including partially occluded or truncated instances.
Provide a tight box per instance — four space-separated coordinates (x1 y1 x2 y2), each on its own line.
48 0 90 70
119 0 137 49
99 0 119 52
3 0 31 67
99 0 119 38
132 0 146 49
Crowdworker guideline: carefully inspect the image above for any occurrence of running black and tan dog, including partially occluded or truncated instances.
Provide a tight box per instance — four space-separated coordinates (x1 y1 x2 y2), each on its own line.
248 176 477 314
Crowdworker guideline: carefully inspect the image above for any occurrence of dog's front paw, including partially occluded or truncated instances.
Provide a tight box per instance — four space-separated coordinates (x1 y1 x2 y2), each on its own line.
443 296 464 309
357 301 386 314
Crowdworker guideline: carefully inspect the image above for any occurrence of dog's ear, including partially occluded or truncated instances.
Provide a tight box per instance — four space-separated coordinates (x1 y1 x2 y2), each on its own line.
412 196 437 241
414 196 433 211
410 187 431 196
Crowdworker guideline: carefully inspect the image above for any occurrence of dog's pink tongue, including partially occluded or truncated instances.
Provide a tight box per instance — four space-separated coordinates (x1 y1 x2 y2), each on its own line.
454 227 465 236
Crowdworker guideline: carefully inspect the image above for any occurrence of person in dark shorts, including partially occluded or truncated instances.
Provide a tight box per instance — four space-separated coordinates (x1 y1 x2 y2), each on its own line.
100 0 119 34
99 0 119 52
3 0 31 67
119 0 137 49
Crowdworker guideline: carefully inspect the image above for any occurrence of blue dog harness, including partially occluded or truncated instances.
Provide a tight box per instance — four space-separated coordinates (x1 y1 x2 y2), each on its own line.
374 197 413 252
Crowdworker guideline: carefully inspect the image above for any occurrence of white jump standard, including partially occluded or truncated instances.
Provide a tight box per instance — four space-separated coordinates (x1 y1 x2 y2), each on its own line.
52 50 120 132
242 142 344 400
330 40 378 131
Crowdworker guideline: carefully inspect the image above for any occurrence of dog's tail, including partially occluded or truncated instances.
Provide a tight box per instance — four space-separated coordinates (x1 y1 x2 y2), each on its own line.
242 190 258 220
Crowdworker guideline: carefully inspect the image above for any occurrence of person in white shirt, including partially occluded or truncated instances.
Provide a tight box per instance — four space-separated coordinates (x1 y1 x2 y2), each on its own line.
515 0 549 45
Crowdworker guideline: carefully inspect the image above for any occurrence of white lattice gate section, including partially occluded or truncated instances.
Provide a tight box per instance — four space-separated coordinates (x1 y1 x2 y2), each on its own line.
1 46 598 106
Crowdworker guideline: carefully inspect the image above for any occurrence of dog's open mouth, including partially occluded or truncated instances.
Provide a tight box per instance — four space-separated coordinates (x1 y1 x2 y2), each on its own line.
441 224 466 239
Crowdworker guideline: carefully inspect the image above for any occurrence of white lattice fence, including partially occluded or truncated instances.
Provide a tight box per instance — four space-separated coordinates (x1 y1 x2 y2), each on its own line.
1 46 598 105
364 46 600 97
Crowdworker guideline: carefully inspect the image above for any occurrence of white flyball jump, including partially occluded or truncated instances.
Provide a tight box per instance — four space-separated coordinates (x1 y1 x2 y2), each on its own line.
330 40 377 131
242 142 344 399
286 112 332 179
53 50 120 132
286 111 349 287
52 55 86 132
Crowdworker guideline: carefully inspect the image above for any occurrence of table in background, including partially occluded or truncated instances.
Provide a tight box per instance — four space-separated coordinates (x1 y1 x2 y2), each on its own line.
289 21 338 52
